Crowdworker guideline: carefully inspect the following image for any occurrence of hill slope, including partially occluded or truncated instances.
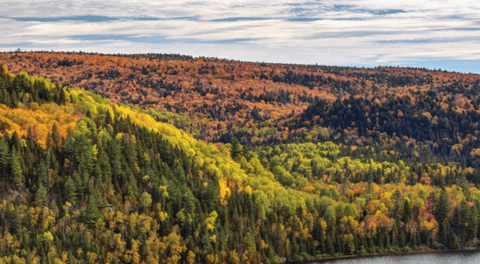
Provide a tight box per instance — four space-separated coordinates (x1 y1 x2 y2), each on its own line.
2 52 480 167
1 55 480 263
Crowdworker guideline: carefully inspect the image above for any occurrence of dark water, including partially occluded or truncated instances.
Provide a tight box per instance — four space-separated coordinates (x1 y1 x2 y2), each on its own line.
309 251 480 264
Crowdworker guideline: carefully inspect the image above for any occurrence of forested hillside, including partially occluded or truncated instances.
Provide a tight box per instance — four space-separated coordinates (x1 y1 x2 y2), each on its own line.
2 52 480 263
3 52 480 168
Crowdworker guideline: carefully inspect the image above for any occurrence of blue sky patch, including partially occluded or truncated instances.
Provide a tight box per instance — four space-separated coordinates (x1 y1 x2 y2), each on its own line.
377 37 479 44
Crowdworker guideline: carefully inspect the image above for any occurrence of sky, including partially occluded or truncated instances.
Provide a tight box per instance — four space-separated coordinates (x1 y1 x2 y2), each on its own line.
1 0 480 74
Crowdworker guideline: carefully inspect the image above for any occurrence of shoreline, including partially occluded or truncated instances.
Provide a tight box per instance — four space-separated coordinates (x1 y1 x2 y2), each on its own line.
291 247 480 263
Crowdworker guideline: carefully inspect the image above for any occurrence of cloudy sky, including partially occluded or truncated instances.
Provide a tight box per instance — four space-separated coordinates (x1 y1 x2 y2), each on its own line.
1 0 480 73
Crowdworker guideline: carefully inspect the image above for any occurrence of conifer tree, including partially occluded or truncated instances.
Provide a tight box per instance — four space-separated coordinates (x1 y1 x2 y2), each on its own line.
11 148 23 190
0 138 9 194
65 175 77 204
36 182 47 206
85 194 101 228
127 173 139 199
231 138 242 160
38 160 48 186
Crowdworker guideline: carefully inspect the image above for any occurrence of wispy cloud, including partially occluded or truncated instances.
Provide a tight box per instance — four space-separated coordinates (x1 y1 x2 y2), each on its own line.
1 0 480 73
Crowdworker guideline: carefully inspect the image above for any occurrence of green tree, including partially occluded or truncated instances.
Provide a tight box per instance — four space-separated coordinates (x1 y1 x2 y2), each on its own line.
231 138 242 160
0 138 10 192
325 206 336 233
313 219 325 253
36 182 47 205
38 160 48 186
65 175 77 204
11 148 23 189
436 189 450 223
402 198 411 223
84 189 103 228
140 191 152 211
127 173 139 199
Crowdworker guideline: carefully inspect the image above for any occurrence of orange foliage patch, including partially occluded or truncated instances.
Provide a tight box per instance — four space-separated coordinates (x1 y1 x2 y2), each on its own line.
0 103 79 148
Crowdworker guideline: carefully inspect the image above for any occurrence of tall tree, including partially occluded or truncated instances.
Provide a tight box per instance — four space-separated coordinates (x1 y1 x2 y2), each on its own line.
11 148 23 190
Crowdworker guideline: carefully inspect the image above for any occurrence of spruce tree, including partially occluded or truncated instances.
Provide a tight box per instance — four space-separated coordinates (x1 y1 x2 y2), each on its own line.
313 219 325 253
36 182 47 206
127 173 139 199
11 148 23 190
65 176 77 204
85 194 101 228
0 138 10 174
436 189 450 223
231 138 242 160
38 160 48 186
0 138 9 194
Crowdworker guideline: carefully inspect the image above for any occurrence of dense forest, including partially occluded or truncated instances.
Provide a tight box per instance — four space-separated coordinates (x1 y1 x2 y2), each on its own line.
1 52 480 263
3 52 480 155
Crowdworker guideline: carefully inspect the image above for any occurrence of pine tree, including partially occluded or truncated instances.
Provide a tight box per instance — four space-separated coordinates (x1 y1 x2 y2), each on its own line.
0 138 10 174
84 187 104 228
36 182 47 206
436 189 450 224
402 198 411 223
231 138 242 160
11 148 23 190
85 195 101 228
127 173 139 199
313 219 325 253
97 144 111 183
0 137 9 195
159 139 173 166
38 160 48 186
51 123 60 148
92 186 105 208
82 170 90 194
65 176 77 204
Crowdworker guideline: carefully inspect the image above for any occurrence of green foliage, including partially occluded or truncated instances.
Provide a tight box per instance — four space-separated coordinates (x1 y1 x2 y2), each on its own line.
65 175 77 204
231 137 242 160
140 191 152 210
11 148 22 189
84 194 101 227
0 138 10 170
36 182 47 205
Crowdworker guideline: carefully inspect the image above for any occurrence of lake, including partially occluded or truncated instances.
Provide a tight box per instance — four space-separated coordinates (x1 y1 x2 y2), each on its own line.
308 250 480 264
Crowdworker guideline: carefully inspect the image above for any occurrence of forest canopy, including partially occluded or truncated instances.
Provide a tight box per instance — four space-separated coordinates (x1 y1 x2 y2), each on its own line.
1 53 480 263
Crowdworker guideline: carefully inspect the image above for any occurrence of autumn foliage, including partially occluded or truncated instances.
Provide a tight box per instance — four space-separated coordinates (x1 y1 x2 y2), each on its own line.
1 53 480 263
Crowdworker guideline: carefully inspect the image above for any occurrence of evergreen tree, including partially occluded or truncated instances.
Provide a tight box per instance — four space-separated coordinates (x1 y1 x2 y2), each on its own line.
84 194 101 228
65 175 77 204
0 138 10 191
36 182 47 206
38 160 48 186
231 138 242 160
11 148 23 190
0 138 9 167
402 198 411 223
97 144 111 182
127 173 139 199
436 189 450 223
51 122 60 148
313 219 325 253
